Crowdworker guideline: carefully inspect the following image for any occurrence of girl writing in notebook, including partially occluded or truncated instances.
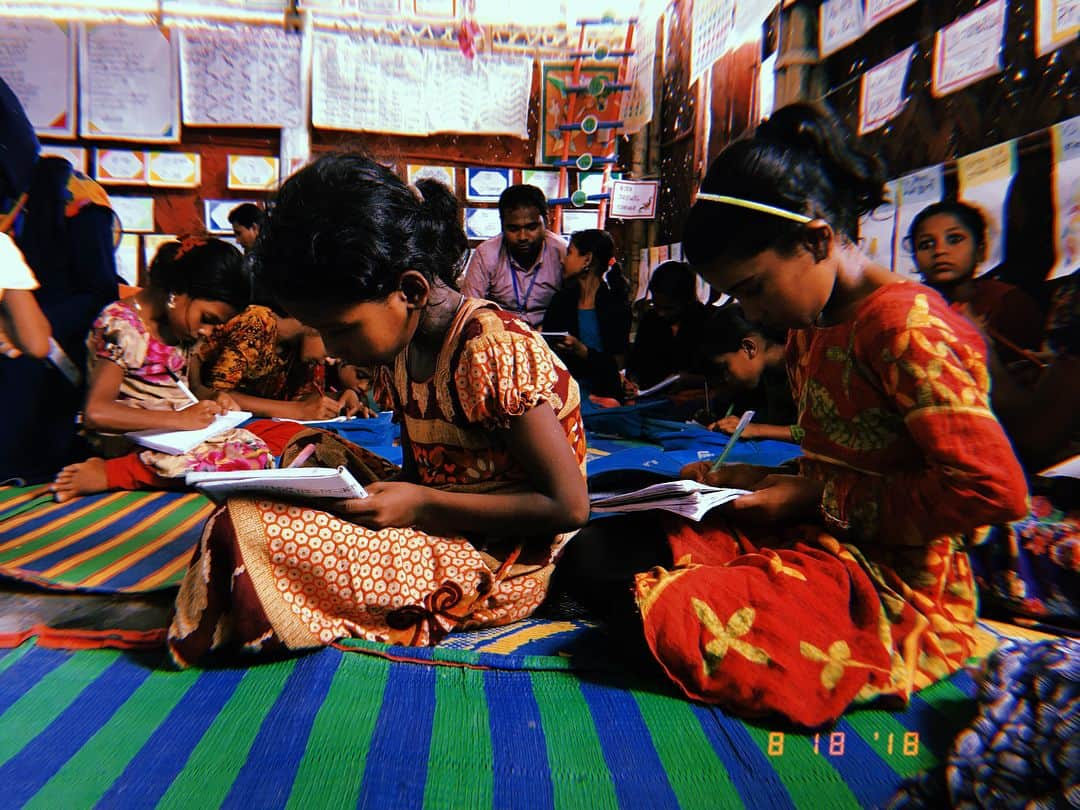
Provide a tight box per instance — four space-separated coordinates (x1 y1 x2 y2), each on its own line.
50 238 281 502
559 104 1028 727
167 154 589 666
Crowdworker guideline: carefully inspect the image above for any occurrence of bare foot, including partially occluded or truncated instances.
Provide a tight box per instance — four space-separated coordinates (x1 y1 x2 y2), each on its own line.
50 458 109 503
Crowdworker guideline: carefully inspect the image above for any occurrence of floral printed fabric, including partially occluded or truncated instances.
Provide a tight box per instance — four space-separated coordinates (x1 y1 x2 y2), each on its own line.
167 299 587 666
637 283 1029 726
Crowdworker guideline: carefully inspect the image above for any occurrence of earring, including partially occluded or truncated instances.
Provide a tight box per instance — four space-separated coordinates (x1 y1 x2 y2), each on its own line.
167 293 177 309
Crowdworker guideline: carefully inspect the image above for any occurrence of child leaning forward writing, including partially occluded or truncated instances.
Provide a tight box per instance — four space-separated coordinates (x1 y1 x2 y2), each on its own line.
50 238 284 502
167 155 589 667
558 104 1028 727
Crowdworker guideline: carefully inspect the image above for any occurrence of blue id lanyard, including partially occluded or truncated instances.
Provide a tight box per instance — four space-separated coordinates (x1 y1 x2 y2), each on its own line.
509 264 541 314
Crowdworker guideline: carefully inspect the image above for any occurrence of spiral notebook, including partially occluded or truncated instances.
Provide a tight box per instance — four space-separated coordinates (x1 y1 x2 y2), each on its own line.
185 466 368 500
590 479 749 521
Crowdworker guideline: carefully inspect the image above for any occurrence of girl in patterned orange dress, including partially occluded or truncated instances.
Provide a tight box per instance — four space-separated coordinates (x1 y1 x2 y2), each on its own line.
560 104 1029 727
168 155 589 667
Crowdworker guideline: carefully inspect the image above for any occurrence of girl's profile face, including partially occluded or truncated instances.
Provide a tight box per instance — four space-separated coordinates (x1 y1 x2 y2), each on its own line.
912 213 982 285
697 246 833 330
711 340 766 390
563 243 590 280
169 295 237 341
291 293 417 367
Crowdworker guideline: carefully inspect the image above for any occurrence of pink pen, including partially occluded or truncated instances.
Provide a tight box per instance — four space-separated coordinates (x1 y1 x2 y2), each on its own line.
286 443 317 469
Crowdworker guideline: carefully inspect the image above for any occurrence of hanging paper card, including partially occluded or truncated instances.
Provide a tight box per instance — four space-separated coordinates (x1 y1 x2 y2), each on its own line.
407 165 456 192
1050 116 1080 280
464 208 502 240
819 0 864 57
957 140 1017 274
609 180 659 220
143 234 178 268
894 165 944 278
859 180 899 271
1036 0 1080 57
521 170 561 200
465 168 511 202
40 145 87 174
932 0 1006 97
622 13 657 135
147 151 200 188
94 149 148 185
80 24 180 142
561 209 601 235
179 27 302 128
0 20 76 138
858 46 914 135
690 0 736 86
205 199 259 234
115 233 140 286
864 0 917 30
578 172 622 197
228 155 280 191
111 196 155 233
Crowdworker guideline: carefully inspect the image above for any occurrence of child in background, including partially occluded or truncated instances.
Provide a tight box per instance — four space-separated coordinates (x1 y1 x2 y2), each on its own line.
626 261 707 390
908 200 1044 359
50 237 279 502
559 104 1028 727
542 228 631 401
697 304 799 443
167 154 589 666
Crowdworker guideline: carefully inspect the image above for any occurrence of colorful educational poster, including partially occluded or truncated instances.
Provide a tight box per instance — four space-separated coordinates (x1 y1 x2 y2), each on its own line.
521 169 561 200
561 209 601 235
957 140 1017 274
1050 115 1080 280
94 149 148 185
1036 0 1080 57
115 233 140 285
864 0 917 30
228 155 280 191
110 196 155 232
464 207 502 240
179 27 303 128
894 165 944 278
819 0 864 57
859 180 899 271
39 145 87 174
313 33 530 138
623 12 657 135
932 0 1006 97
539 61 622 166
205 199 259 234
147 151 200 188
858 46 914 134
79 24 180 142
690 0 735 86
0 20 76 138
407 165 456 193
609 180 659 220
465 168 511 201
143 233 178 268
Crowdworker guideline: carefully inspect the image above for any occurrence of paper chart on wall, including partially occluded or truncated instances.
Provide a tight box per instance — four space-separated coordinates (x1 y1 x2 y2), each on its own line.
79 24 180 142
894 166 944 279
864 0 916 30
932 0 1006 97
312 33 530 138
622 14 656 136
1050 116 1080 281
858 46 913 135
690 0 735 87
0 19 76 138
179 27 303 127
1035 0 1080 57
819 0 864 57
111 196 155 232
957 140 1016 275
40 145 87 174
859 180 898 271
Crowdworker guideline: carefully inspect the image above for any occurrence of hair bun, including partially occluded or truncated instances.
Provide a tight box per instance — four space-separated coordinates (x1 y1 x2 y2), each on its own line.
414 177 460 222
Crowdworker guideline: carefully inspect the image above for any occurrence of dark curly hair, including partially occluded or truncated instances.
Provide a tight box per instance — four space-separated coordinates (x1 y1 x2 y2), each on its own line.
683 103 888 265
255 152 468 307
147 237 248 312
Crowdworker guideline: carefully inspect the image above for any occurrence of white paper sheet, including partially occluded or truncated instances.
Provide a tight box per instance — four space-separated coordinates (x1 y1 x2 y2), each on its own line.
186 465 369 499
0 19 76 138
957 140 1016 274
179 26 303 127
1050 115 1080 280
129 411 253 454
864 0 916 30
819 0 864 57
80 23 180 142
859 46 913 135
690 0 735 86
932 0 1006 97
1036 0 1080 57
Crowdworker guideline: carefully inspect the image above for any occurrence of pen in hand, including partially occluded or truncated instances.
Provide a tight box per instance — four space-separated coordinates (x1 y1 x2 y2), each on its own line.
165 368 200 410
711 410 756 472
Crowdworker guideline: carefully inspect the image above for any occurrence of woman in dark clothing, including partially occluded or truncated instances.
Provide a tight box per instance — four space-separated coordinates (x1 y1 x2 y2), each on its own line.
626 261 707 390
542 229 631 400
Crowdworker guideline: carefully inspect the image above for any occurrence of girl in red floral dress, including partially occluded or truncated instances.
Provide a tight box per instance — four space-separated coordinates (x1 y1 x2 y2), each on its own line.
167 155 589 667
560 104 1029 727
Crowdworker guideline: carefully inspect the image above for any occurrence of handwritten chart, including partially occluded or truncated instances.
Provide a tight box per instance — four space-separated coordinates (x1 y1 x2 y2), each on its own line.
819 0 864 57
858 46 913 134
0 20 76 138
932 0 1006 97
180 27 303 127
80 24 179 142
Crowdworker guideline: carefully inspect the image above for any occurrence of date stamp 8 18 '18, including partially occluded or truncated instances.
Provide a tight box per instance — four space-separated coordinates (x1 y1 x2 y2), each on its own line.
767 731 921 758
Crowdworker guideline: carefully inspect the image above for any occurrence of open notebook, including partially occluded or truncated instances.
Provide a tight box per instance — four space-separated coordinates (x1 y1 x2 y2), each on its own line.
186 466 369 500
590 479 749 521
128 411 252 454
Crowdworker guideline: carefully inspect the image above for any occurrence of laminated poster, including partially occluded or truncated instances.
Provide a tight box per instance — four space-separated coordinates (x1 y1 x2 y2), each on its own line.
521 170 561 200
819 0 864 57
894 166 944 279
1036 0 1080 57
465 168 511 202
94 149 148 185
864 0 917 30
147 151 200 188
0 20 76 138
561 209 601 235
858 46 913 135
956 140 1017 274
1050 115 1080 280
932 0 1006 97
464 207 502 240
110 196 155 233
228 155 281 191
80 24 180 142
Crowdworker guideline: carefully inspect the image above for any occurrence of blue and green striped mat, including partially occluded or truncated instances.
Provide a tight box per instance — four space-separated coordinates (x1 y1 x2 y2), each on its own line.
0 636 978 809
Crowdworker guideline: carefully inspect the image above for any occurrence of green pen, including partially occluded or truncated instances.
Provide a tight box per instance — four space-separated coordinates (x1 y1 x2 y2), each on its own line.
711 409 755 472
723 403 735 418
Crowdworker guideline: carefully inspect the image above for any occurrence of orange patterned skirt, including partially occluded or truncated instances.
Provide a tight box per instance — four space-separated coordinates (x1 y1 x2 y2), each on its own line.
167 498 555 667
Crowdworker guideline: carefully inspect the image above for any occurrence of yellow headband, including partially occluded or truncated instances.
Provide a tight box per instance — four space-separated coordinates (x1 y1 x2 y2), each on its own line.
694 192 813 224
